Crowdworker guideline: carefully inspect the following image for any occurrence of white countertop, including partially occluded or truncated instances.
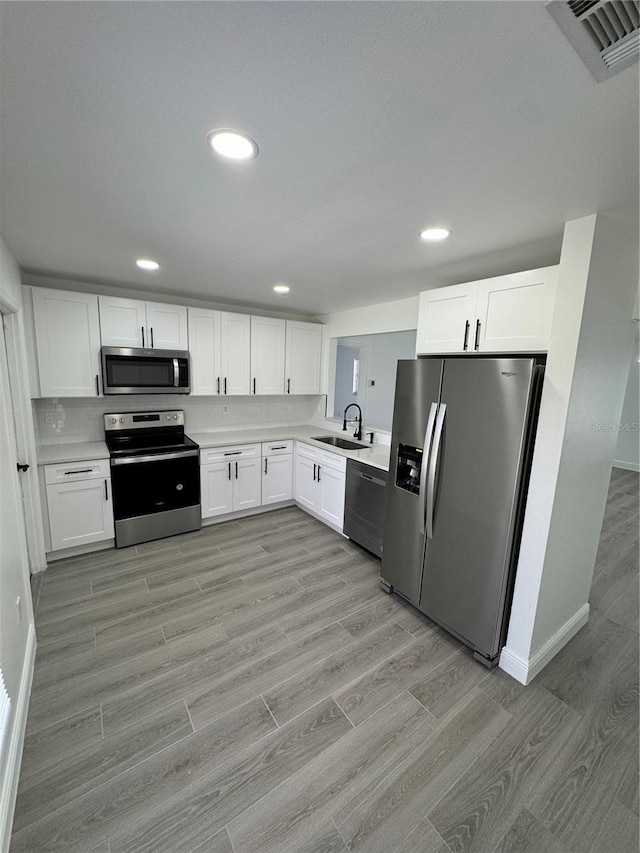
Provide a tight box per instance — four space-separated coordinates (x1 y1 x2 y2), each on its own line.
190 425 391 471
36 441 110 466
37 425 391 471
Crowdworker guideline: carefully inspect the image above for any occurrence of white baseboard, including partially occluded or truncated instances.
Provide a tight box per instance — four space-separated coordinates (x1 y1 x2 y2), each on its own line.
499 603 590 685
613 459 640 473
0 622 36 853
201 500 295 527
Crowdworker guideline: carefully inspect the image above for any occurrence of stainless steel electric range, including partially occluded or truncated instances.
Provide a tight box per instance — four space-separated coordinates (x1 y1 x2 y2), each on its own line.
105 410 201 548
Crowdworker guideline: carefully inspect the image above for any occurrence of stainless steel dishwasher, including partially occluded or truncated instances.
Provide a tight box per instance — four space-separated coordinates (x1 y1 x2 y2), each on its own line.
344 459 388 557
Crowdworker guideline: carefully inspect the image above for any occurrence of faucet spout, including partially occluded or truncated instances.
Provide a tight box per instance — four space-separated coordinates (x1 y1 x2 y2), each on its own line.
343 403 363 441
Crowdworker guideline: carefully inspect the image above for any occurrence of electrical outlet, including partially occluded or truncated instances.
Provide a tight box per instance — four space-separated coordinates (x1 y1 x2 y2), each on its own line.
44 411 55 425
222 405 229 415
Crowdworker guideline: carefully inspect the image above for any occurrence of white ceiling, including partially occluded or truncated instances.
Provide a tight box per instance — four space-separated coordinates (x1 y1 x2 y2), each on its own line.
0 1 638 316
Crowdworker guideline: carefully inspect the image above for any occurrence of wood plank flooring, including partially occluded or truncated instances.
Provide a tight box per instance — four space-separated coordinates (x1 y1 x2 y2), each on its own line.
13 468 639 853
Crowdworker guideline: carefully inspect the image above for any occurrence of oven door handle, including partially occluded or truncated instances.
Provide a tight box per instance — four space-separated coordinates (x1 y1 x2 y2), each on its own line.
173 358 179 387
111 448 199 465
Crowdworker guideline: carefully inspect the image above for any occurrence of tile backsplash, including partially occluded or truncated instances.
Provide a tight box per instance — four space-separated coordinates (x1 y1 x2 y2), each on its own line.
33 395 327 445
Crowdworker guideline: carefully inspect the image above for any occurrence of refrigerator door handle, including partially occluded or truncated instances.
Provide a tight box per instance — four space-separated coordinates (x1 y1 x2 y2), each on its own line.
418 402 439 535
426 403 446 539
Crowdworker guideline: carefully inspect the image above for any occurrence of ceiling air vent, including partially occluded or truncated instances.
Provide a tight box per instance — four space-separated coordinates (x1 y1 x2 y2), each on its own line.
546 0 640 80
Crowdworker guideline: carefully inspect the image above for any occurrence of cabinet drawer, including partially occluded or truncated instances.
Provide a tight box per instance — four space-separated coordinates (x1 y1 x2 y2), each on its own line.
261 440 292 456
295 441 317 461
317 450 347 473
44 458 110 485
200 444 260 465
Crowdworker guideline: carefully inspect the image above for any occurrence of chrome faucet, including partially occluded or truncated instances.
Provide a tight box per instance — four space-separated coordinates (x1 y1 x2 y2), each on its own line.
343 403 363 441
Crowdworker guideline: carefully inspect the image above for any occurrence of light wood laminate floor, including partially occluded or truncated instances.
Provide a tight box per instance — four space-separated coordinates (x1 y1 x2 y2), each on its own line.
12 468 639 853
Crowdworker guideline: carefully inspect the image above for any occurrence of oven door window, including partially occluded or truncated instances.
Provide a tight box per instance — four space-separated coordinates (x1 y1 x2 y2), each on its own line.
104 355 175 389
111 456 200 520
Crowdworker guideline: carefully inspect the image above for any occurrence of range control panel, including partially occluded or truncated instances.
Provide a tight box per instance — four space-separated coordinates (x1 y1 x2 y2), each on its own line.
104 410 185 431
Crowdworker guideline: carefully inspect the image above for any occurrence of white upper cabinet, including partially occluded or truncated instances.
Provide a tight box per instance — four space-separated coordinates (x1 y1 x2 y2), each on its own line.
98 296 147 348
99 296 188 350
285 321 322 394
188 307 221 396
416 283 477 355
32 288 102 397
416 265 558 355
220 312 251 395
251 316 285 395
145 301 188 349
474 266 558 353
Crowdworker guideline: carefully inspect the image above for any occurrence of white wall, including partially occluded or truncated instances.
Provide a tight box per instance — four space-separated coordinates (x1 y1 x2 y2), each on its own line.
614 331 639 471
0 237 36 852
501 214 638 684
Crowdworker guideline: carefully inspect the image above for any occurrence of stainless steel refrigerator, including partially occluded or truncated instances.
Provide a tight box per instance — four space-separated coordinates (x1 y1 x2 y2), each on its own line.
381 357 544 667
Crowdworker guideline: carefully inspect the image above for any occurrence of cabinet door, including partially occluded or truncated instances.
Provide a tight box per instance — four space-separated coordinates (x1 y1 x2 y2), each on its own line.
262 454 293 505
285 321 323 394
416 284 477 355
317 464 346 531
294 448 318 511
188 307 221 395
475 266 558 353
220 312 251 395
47 478 114 551
98 296 146 348
146 302 189 350
251 316 285 395
33 288 102 397
201 462 234 518
233 457 262 511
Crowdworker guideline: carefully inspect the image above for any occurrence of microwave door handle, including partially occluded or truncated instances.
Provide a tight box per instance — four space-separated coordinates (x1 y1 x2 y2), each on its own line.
173 358 179 387
418 402 438 536
426 404 446 539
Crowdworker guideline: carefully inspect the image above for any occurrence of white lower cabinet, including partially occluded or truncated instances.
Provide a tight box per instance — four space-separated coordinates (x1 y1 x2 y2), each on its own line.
262 441 293 505
201 444 262 518
294 442 346 532
44 459 114 551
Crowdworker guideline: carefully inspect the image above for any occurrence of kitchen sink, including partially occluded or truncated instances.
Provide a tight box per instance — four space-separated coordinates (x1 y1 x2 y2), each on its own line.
311 435 367 450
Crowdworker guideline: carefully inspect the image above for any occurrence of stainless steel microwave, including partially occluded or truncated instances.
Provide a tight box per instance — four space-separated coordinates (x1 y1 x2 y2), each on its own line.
101 347 190 395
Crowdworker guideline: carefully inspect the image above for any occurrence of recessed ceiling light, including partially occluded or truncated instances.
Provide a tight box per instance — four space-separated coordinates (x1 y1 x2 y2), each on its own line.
419 227 451 242
207 129 259 161
273 283 290 294
136 258 160 271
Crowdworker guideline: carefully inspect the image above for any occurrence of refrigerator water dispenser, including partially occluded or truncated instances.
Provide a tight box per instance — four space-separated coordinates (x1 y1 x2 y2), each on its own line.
395 443 423 494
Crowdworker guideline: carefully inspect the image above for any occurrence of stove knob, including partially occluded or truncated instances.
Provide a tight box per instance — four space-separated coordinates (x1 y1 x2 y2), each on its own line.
173 414 178 420
119 418 124 423
110 417 117 424
166 415 171 420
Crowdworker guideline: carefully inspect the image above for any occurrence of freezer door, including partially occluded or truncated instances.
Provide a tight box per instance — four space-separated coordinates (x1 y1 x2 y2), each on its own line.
419 358 537 660
381 359 443 604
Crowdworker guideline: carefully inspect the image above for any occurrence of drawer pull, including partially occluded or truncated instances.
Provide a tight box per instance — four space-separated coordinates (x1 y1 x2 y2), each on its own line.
224 451 242 456
64 469 93 475
271 445 287 450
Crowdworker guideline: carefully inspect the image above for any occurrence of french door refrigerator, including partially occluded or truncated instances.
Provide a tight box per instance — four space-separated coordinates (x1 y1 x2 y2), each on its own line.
381 357 544 667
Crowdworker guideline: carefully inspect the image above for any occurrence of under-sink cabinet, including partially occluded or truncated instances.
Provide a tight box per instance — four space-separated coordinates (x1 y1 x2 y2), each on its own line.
200 444 262 518
262 440 293 505
416 265 558 355
294 442 346 533
44 459 114 551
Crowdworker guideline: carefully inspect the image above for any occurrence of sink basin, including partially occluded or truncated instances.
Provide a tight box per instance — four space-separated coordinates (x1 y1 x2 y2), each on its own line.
311 435 367 450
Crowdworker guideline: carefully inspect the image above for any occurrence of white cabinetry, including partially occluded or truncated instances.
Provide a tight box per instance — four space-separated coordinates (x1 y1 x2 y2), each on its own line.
201 444 262 518
285 321 322 394
32 288 102 398
44 459 114 551
220 313 251 395
262 440 293 505
188 307 221 396
294 442 346 532
251 317 285 395
416 266 558 355
99 296 188 349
